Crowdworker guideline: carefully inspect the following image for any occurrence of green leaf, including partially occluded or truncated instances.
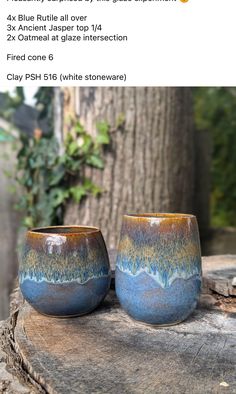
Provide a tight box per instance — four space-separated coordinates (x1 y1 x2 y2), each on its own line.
68 141 79 156
97 121 109 134
83 178 94 188
95 133 110 145
75 122 85 134
83 179 102 196
86 154 104 169
80 134 92 153
91 184 102 196
23 216 34 228
50 189 69 207
116 113 125 128
31 184 40 195
70 185 87 203
49 166 66 186
96 122 110 145
29 156 44 169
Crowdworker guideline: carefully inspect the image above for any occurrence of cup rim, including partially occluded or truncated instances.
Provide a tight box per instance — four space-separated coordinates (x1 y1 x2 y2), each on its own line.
124 213 196 220
27 225 100 236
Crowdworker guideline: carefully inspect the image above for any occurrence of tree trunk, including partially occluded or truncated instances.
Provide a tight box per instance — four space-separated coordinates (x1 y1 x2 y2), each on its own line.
64 87 195 249
0 125 22 320
54 87 64 155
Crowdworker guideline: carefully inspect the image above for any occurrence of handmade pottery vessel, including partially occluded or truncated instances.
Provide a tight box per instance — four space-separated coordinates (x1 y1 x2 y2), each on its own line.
116 214 202 326
19 226 111 317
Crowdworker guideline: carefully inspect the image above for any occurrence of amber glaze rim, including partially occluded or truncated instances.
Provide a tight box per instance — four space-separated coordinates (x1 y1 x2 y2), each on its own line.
124 213 196 220
27 225 100 237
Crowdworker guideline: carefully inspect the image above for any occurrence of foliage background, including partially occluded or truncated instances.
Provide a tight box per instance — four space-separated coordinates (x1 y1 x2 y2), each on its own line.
1 87 236 228
194 87 236 227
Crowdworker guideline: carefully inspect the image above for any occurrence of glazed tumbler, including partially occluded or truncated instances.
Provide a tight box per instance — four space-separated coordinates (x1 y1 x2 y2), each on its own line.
19 226 111 317
116 214 202 326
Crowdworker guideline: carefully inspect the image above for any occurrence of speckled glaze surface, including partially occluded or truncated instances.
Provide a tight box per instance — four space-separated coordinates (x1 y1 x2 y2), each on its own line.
116 214 202 325
19 226 111 317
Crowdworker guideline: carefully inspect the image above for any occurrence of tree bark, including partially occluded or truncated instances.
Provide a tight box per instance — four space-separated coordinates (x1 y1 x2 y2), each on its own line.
54 87 64 155
64 87 195 249
0 122 22 320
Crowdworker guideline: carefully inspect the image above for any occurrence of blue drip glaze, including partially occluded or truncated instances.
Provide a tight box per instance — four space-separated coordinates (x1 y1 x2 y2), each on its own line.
19 266 110 284
20 275 111 316
116 255 201 288
116 267 201 325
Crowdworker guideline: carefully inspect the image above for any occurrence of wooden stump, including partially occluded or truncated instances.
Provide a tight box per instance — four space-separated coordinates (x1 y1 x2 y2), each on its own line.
0 255 236 394
202 255 236 297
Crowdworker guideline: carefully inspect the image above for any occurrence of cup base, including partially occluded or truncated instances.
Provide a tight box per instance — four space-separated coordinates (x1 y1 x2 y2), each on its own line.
127 313 184 328
30 306 96 319
21 275 111 318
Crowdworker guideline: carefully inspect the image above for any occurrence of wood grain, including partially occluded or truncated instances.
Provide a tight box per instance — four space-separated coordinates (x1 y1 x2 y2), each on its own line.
13 291 236 394
202 255 236 297
64 87 195 249
0 321 32 394
0 134 21 320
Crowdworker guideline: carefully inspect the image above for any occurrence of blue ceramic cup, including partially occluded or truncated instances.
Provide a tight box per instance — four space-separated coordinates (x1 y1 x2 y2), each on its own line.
19 226 111 317
116 213 202 326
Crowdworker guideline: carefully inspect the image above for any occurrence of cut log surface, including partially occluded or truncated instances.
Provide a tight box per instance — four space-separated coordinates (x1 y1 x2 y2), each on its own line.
202 255 236 297
0 255 236 394
0 321 32 394
12 293 236 394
